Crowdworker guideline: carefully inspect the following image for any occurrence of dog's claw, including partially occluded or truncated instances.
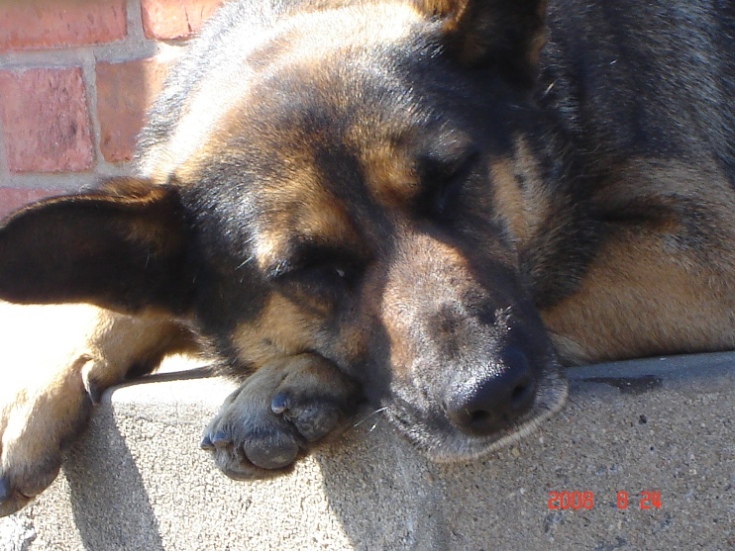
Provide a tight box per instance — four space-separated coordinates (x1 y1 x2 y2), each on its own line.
271 392 289 414
85 376 104 405
0 475 29 518
200 434 215 451
211 431 231 448
0 476 10 501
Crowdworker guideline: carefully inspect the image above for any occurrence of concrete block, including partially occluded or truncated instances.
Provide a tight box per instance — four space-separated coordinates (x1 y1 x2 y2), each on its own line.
2 353 734 550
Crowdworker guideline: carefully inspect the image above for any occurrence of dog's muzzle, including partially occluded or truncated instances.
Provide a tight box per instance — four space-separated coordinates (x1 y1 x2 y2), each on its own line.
442 345 537 435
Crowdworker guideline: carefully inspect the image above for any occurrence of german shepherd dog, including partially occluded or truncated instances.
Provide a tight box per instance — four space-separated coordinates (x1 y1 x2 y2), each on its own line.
1 0 734 516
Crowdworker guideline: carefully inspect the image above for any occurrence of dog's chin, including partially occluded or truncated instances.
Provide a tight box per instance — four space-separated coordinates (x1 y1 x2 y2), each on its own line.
384 369 568 463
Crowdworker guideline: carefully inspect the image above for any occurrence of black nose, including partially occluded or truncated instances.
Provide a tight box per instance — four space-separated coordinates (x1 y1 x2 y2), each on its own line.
444 347 537 436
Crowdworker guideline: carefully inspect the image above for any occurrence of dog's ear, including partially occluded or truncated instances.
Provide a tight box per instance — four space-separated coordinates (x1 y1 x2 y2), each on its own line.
414 0 547 84
0 178 194 315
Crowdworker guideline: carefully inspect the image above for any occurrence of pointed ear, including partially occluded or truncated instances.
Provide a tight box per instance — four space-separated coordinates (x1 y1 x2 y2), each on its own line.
0 178 194 315
415 0 547 84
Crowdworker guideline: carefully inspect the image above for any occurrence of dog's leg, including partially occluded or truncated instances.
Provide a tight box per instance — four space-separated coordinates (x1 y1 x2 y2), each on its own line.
0 302 195 516
201 353 361 479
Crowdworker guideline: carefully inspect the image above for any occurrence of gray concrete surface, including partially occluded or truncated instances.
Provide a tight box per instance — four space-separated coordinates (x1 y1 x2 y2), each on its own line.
1 353 734 551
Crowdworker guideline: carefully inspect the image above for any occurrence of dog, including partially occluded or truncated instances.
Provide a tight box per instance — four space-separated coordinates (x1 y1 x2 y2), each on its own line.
1 0 734 517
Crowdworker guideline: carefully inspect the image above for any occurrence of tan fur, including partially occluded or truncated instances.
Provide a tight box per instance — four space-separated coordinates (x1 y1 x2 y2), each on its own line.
139 2 421 181
489 159 529 241
378 224 513 375
412 0 547 66
232 294 323 370
543 237 735 363
542 160 735 364
253 179 363 273
0 302 197 512
357 142 419 209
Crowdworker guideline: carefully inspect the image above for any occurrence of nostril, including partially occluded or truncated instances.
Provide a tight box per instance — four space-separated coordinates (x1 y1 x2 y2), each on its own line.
510 378 536 411
466 408 494 433
444 401 497 434
444 348 538 436
470 410 491 425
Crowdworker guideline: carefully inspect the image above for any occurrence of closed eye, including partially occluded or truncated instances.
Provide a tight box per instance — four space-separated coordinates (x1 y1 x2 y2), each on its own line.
416 148 479 218
272 262 355 305
283 260 352 281
265 245 364 298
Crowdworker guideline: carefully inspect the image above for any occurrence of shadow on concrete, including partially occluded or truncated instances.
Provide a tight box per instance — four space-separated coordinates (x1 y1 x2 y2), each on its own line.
314 354 735 550
313 410 450 551
63 397 164 551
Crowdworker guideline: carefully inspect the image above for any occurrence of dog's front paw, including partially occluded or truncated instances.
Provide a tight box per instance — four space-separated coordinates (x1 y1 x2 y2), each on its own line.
201 353 361 479
0 358 92 517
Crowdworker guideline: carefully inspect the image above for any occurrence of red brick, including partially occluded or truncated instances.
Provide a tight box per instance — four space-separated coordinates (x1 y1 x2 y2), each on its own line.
0 68 94 173
141 0 224 40
0 187 66 219
0 0 127 52
96 58 170 163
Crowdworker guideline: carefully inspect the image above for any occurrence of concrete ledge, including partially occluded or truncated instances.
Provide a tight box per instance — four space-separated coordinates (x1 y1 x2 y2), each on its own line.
2 353 735 550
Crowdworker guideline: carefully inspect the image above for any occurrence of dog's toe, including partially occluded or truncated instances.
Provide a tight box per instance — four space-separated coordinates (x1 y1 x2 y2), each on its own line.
0 476 10 500
200 434 215 450
0 457 62 518
210 444 255 480
271 390 344 443
0 457 61 517
239 432 299 470
0 481 28 518
0 476 27 518
269 354 360 444
203 418 300 474
210 430 232 448
203 353 361 478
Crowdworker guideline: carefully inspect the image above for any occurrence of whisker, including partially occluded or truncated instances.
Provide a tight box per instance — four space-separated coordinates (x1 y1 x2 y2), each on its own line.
352 406 388 428
236 255 254 270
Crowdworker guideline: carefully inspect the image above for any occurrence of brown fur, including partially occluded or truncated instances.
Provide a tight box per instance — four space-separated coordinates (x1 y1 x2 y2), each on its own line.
0 302 196 514
1 0 734 516
544 160 735 363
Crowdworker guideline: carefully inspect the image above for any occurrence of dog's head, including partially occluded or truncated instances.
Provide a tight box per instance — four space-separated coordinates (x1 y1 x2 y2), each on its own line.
0 0 566 460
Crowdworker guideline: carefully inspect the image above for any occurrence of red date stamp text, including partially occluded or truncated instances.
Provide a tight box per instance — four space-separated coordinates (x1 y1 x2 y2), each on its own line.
548 490 662 510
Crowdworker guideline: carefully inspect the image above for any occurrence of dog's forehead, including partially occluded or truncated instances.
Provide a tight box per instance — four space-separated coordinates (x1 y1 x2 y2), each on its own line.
142 2 434 181
160 4 479 266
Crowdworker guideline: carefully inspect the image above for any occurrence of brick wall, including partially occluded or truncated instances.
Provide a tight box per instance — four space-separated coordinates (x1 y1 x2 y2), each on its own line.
0 0 224 218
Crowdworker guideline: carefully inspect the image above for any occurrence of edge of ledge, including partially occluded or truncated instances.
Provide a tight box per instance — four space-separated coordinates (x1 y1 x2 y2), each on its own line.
2 353 734 551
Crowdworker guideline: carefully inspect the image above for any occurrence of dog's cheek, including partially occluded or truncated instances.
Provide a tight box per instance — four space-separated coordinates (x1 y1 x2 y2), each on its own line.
230 293 324 368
